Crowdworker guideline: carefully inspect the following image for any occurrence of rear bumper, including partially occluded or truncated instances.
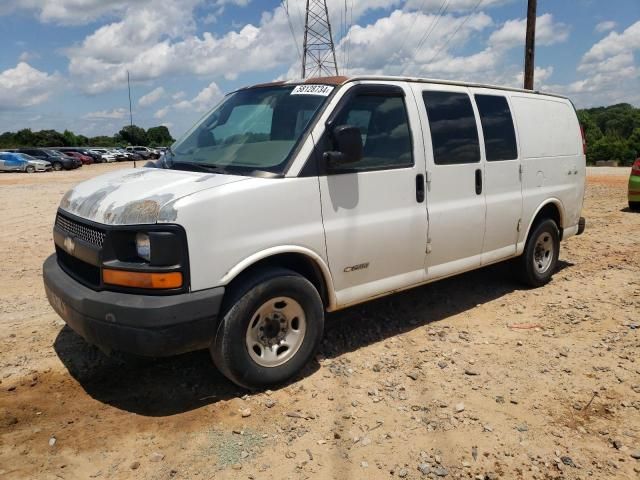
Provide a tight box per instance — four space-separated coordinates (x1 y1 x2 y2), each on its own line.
629 175 640 201
43 254 224 357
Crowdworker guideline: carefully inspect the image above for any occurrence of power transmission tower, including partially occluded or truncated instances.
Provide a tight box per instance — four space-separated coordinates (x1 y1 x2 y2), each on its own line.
523 0 537 90
302 0 339 78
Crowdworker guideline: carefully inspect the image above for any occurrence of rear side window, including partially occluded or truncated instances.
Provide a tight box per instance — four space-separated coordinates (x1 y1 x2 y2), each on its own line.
423 91 480 165
475 95 518 161
331 94 413 172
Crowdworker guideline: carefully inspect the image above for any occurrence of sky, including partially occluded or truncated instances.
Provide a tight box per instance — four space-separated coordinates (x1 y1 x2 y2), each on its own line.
0 0 638 139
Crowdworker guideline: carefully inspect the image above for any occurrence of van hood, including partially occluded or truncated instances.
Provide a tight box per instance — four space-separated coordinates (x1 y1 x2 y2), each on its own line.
59 167 248 225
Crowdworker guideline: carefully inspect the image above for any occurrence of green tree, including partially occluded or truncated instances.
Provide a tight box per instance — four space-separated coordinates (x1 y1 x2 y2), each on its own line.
118 125 148 146
146 125 174 146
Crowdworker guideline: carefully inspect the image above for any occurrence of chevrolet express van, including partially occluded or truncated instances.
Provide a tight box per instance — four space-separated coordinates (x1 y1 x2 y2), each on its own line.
43 76 586 389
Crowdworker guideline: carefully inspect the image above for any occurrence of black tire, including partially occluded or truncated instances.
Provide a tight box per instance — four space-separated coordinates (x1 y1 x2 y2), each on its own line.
25 165 35 173
516 218 560 288
211 268 324 390
629 201 640 212
52 162 63 171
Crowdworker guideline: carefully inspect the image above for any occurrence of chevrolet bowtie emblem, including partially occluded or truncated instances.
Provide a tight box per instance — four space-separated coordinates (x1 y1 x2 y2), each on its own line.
63 236 76 255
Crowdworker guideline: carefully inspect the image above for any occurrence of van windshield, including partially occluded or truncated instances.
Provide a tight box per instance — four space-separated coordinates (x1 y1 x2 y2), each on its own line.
169 85 331 175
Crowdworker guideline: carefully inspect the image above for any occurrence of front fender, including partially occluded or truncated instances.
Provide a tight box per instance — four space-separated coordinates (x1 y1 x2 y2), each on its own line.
219 245 337 311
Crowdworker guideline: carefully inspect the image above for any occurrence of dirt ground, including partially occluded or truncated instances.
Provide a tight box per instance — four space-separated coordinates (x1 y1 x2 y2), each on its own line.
0 163 638 480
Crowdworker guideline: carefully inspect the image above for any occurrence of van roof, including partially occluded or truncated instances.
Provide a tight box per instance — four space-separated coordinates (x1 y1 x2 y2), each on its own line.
246 75 568 101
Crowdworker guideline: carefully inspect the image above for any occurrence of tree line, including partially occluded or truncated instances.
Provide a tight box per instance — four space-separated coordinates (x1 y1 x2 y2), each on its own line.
0 125 174 149
577 103 639 165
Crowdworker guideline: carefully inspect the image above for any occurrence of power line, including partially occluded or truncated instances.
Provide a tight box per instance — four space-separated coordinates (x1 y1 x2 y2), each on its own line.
425 0 484 67
415 0 450 53
345 0 354 74
400 0 431 56
401 0 449 75
282 1 302 64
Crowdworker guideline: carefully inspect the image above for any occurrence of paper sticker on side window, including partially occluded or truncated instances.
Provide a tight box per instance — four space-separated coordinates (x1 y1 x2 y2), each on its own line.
291 84 334 96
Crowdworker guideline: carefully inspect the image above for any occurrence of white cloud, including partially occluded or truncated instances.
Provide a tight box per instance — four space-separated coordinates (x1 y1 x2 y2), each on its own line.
174 81 223 112
83 108 128 120
488 13 569 49
595 20 617 34
0 62 60 110
138 86 165 107
154 106 170 119
65 0 429 94
0 0 137 25
581 21 640 66
66 0 291 93
548 21 640 107
403 0 511 12
172 91 186 100
334 9 569 86
18 51 40 62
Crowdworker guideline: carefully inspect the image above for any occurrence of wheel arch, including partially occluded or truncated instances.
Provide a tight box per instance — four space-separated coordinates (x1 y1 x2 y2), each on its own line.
219 246 336 311
522 199 565 248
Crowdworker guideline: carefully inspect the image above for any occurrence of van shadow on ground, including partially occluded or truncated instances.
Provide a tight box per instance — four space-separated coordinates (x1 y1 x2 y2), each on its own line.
54 259 573 417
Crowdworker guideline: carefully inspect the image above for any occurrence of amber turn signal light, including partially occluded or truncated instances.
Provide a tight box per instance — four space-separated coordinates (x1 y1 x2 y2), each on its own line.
102 269 183 289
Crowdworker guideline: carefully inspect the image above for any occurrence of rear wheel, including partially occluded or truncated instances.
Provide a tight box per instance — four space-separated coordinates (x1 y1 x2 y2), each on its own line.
629 201 640 212
52 162 63 171
25 165 35 173
211 268 324 389
516 219 560 288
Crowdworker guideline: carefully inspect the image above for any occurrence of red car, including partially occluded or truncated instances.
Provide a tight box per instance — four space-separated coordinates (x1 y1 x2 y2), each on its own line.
62 151 93 165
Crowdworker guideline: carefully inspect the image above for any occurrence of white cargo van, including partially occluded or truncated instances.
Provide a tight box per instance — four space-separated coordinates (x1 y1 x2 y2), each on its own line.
43 76 586 388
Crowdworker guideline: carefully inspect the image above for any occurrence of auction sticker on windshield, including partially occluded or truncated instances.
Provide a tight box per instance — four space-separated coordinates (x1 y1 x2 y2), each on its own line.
291 85 334 96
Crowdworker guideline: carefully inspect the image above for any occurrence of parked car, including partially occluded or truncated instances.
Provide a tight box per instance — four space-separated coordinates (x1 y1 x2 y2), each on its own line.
107 149 128 161
113 148 141 161
0 151 52 172
15 148 80 170
44 76 586 389
57 147 103 164
629 158 640 211
57 150 93 165
126 146 160 159
89 149 117 163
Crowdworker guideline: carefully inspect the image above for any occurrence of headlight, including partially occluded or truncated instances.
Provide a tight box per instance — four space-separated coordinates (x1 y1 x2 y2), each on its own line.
135 233 151 261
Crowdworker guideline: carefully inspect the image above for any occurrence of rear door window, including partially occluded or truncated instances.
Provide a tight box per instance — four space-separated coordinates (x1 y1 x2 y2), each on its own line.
422 91 480 165
475 94 518 161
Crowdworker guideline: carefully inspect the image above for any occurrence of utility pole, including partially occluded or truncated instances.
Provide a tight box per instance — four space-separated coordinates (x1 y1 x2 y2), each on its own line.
523 0 537 90
127 70 136 168
302 0 339 78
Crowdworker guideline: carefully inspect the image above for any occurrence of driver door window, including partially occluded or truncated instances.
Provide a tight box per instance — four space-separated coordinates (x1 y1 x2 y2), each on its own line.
330 94 413 173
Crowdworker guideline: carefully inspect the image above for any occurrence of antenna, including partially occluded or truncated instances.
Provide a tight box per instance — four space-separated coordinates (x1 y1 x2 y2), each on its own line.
127 70 136 168
302 0 339 78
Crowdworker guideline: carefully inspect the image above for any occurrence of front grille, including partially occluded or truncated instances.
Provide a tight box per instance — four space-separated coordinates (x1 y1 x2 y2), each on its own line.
56 247 101 287
56 214 106 248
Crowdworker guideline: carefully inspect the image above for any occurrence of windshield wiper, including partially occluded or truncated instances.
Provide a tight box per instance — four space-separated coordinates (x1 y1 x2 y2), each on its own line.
168 161 231 174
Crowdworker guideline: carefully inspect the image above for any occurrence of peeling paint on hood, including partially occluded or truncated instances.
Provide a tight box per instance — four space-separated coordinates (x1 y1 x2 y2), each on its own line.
59 167 247 225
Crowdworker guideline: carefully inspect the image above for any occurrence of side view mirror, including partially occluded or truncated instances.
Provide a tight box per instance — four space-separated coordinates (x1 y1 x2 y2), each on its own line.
323 125 363 167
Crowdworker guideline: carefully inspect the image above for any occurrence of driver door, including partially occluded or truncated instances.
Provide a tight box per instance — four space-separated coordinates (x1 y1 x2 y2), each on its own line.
318 83 429 307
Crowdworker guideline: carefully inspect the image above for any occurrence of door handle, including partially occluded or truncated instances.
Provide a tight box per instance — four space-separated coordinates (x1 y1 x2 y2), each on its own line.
475 169 482 195
416 174 425 203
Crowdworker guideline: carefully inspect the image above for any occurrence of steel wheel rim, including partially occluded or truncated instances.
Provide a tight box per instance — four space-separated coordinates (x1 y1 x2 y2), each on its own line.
245 296 306 368
533 231 554 274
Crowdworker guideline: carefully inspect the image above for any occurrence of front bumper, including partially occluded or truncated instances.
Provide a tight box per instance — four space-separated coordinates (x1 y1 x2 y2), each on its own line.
43 254 224 357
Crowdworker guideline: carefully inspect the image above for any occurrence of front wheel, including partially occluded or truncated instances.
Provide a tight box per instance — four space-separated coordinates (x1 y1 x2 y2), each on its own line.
211 269 324 390
52 162 63 171
25 165 35 173
516 219 560 288
629 201 640 212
